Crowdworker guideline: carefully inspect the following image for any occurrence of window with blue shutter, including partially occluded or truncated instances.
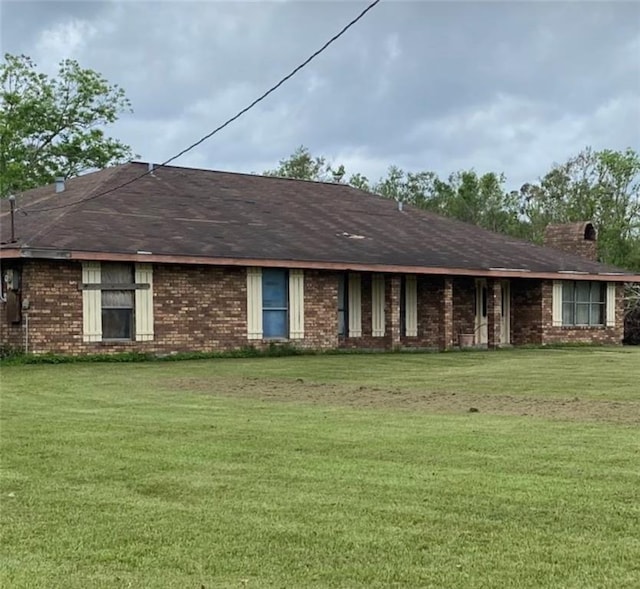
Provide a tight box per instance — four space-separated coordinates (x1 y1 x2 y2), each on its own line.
262 269 288 338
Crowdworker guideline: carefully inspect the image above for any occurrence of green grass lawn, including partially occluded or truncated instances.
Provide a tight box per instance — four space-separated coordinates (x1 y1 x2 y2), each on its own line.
1 348 639 588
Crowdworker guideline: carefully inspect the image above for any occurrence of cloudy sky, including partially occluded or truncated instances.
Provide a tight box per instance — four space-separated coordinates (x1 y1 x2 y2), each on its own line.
2 0 639 189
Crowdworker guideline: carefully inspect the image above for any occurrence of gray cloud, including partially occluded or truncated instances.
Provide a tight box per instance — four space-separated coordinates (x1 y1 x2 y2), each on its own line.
2 0 639 189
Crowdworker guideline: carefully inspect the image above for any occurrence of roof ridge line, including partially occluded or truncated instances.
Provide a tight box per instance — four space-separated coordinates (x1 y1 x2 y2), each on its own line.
132 160 370 190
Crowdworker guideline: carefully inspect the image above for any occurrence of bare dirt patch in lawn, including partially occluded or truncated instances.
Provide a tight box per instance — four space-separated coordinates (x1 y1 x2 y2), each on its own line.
163 377 640 424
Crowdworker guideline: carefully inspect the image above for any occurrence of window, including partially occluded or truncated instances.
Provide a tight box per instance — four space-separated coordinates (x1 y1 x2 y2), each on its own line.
82 262 154 343
338 274 348 336
101 263 135 339
262 268 288 338
562 281 605 326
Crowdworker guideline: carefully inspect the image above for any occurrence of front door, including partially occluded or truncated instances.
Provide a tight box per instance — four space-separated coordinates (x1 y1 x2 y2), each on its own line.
475 279 488 345
500 280 511 345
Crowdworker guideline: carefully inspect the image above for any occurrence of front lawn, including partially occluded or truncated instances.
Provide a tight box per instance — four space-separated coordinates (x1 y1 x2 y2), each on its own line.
1 348 639 588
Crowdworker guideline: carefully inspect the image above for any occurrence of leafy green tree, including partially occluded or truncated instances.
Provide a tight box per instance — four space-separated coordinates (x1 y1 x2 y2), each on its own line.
346 172 371 192
370 166 525 236
373 166 436 207
264 145 337 182
267 145 639 269
522 147 640 268
0 53 134 197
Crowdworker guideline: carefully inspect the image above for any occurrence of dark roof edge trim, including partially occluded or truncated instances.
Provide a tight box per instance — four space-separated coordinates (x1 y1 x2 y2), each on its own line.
2 248 639 283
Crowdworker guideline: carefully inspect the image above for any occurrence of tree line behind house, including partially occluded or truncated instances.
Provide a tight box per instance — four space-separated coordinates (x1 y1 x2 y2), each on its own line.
264 145 640 274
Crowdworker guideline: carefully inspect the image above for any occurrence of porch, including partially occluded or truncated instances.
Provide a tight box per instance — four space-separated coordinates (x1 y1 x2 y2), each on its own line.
337 274 540 350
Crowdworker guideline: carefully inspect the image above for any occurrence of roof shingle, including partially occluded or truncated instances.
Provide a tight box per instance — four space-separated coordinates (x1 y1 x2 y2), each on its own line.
1 162 637 280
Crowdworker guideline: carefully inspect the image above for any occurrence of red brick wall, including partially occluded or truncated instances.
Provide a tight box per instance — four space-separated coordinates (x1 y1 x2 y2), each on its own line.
301 270 338 349
0 261 251 355
0 260 625 355
452 277 476 342
0 262 342 355
401 276 450 349
339 273 392 350
540 281 623 345
543 223 598 261
511 279 543 346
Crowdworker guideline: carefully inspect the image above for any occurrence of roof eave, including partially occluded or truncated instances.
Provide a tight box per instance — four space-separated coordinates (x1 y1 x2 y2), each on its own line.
3 247 639 283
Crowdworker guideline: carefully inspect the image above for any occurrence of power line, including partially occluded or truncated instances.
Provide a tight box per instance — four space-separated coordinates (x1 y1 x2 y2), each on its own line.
25 0 382 215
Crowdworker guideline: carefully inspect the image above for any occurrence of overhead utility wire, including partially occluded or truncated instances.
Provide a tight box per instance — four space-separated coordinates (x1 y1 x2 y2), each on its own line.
26 0 382 215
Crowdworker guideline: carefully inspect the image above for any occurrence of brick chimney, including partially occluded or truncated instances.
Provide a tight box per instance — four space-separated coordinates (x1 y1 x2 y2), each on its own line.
543 222 598 261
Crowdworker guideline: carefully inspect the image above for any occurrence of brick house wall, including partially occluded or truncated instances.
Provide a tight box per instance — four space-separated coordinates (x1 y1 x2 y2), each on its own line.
452 277 476 342
0 261 343 355
540 280 624 345
511 279 543 346
0 260 625 355
400 276 445 348
339 273 392 350
300 270 339 350
543 222 598 261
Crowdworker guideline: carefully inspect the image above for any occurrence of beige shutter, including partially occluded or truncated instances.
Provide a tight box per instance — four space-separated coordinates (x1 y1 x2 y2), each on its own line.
247 267 263 340
606 282 616 327
552 280 563 327
348 273 362 337
135 263 154 341
289 269 304 339
82 262 102 342
372 274 385 337
405 275 418 337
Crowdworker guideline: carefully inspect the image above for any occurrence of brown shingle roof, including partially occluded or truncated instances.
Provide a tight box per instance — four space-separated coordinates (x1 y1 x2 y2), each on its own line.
0 162 637 280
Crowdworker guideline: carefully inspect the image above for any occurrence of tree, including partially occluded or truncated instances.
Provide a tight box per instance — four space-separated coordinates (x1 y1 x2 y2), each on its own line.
521 147 640 269
0 53 134 197
369 165 526 236
267 145 640 270
264 145 337 182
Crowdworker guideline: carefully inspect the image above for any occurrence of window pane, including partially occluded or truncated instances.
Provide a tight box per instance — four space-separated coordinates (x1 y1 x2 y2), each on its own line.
338 310 346 336
575 303 590 325
562 302 574 325
337 274 347 336
262 269 287 308
590 303 604 326
591 282 605 304
337 275 345 312
263 309 287 338
102 289 134 308
562 282 575 303
576 282 591 303
102 309 133 339
482 287 488 318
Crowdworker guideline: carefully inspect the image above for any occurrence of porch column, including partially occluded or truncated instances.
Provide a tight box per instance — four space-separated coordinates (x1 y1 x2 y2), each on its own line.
390 275 401 348
439 277 454 350
487 279 502 349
